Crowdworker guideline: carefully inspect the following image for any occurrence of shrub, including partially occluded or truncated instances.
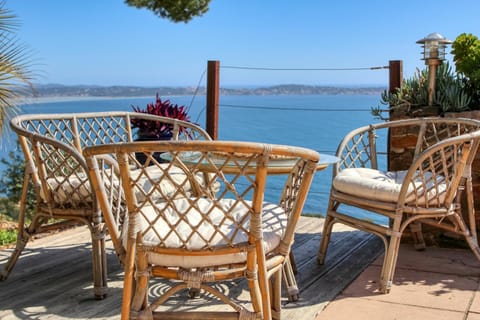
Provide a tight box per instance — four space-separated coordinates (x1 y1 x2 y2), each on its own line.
0 142 35 222
451 33 480 108
0 229 16 246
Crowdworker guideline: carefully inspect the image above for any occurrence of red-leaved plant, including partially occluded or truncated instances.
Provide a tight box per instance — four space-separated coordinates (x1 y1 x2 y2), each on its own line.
131 94 191 139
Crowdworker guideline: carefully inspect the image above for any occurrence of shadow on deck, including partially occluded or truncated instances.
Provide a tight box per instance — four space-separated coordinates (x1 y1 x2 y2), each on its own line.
0 216 383 320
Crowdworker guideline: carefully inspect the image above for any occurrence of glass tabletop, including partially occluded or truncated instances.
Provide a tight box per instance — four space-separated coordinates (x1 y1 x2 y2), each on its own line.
318 154 341 165
160 151 340 173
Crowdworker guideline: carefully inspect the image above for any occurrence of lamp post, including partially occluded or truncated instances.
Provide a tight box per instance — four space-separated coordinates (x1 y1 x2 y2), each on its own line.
416 32 452 106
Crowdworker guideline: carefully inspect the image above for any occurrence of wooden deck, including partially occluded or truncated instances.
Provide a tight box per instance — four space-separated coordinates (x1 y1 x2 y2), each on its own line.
0 216 383 319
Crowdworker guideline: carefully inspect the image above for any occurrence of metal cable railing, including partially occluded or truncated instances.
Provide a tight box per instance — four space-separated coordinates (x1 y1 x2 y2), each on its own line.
188 62 391 213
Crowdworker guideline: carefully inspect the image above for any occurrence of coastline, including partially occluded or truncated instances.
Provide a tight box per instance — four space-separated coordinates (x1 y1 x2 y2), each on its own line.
14 84 386 106
15 95 156 105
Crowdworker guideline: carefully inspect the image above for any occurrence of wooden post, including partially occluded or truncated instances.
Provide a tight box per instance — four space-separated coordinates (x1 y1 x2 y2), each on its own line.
389 60 402 94
388 60 403 171
206 60 220 140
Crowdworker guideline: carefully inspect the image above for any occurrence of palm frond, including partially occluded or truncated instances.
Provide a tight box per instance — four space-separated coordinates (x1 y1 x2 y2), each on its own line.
0 1 36 143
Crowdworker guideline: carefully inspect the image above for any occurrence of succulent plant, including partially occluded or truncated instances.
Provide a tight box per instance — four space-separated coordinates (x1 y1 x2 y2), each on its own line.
376 62 472 117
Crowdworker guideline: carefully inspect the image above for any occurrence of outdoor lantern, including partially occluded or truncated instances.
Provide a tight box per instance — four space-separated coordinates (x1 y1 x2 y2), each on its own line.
417 32 452 61
416 32 453 105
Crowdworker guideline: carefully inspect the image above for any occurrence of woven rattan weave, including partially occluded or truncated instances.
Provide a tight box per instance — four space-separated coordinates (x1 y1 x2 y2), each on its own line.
317 117 480 294
1 112 211 299
84 140 319 319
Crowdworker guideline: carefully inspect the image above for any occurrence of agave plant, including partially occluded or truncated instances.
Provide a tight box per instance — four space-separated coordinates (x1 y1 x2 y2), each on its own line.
131 94 191 139
435 62 471 112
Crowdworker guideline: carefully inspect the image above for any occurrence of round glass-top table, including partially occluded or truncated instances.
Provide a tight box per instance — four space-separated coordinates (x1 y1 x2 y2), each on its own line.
317 153 341 171
160 151 339 174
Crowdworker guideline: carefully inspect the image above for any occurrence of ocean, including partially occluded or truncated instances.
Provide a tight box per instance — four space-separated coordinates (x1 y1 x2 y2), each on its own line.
2 94 386 223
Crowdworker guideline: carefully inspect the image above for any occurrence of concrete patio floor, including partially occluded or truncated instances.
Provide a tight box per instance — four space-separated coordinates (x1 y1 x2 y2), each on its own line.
314 243 480 320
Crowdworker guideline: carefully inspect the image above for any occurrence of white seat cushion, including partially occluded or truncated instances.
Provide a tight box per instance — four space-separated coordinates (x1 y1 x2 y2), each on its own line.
43 164 205 205
122 197 287 268
133 165 220 200
333 168 446 205
43 174 92 204
131 165 194 201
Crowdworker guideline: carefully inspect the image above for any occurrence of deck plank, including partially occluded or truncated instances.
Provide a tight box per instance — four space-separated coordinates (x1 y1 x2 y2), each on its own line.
0 216 382 319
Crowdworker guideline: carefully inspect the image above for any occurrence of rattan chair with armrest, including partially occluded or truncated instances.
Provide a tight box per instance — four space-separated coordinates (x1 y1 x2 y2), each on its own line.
1 112 211 299
317 117 480 294
84 140 319 320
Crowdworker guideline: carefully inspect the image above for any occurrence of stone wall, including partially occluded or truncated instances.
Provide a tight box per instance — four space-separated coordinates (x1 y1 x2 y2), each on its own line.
388 105 440 171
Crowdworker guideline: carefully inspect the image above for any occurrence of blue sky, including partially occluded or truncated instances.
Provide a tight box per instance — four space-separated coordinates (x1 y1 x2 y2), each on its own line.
7 0 480 88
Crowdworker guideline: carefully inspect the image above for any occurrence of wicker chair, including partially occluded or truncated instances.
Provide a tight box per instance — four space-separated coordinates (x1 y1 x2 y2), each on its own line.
84 140 319 319
317 117 480 294
1 112 211 299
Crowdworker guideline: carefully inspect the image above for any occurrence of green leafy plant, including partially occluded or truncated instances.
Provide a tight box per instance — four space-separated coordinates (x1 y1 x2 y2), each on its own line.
0 228 16 246
0 142 35 222
131 94 191 139
125 0 210 23
451 33 480 108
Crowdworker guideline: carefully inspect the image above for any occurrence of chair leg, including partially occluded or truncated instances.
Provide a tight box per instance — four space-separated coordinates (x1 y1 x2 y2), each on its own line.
130 251 150 313
0 177 37 280
465 232 480 262
271 268 282 320
121 240 137 320
282 255 299 301
379 232 402 294
465 178 477 244
89 219 108 300
317 213 335 265
452 213 480 263
0 228 30 280
258 264 272 320
289 250 297 274
409 222 426 251
246 260 263 317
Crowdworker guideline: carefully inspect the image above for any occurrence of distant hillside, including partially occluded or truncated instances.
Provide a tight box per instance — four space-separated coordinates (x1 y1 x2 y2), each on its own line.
221 84 386 96
29 84 386 98
32 84 199 97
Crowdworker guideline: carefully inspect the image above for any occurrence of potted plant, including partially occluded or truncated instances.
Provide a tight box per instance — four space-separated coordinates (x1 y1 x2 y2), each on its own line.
130 94 191 163
131 93 191 141
373 33 480 120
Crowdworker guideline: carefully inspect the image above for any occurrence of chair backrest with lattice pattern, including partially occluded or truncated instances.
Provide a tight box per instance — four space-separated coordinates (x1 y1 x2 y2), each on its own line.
84 140 319 266
10 112 211 212
399 130 480 209
335 117 480 174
